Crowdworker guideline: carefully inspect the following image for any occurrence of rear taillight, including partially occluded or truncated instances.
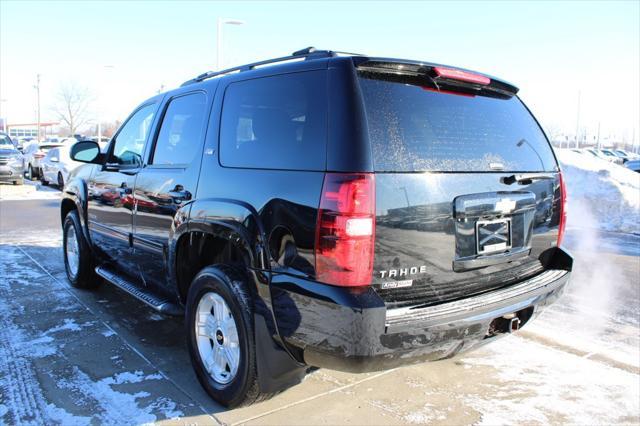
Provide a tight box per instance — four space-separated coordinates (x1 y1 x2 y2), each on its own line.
557 172 567 247
433 66 491 85
315 173 375 287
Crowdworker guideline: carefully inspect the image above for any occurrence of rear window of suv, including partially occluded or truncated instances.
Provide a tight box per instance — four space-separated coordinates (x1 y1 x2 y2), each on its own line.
220 70 327 171
358 74 557 172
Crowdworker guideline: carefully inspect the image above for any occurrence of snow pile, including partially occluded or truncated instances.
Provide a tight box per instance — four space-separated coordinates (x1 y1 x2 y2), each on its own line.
555 149 640 234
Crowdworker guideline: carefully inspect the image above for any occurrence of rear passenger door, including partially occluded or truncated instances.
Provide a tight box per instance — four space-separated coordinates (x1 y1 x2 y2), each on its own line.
131 91 210 290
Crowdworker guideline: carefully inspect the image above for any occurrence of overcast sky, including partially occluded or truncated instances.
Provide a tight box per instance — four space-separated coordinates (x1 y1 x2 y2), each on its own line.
1 0 638 142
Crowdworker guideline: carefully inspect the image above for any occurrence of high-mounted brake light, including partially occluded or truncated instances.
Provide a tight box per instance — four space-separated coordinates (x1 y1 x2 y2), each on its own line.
315 173 375 287
557 172 567 247
433 67 491 85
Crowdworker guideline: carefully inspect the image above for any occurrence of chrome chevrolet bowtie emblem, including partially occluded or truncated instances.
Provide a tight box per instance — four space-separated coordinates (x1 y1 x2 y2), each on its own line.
495 198 516 214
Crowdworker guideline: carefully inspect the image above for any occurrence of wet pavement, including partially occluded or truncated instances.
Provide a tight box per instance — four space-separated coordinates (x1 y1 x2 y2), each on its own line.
0 189 638 425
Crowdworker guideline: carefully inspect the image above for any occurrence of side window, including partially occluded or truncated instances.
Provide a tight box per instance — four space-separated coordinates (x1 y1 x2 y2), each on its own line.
109 103 156 167
48 148 59 161
152 93 207 165
219 71 327 170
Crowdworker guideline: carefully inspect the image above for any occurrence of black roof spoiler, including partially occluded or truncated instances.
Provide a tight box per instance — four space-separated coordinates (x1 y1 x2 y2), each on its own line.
354 57 519 97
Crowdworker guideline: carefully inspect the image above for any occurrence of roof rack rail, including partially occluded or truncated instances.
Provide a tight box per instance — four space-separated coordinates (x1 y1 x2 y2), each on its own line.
181 46 340 87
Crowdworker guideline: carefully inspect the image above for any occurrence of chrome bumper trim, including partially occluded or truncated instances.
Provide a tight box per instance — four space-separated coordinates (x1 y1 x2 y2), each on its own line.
386 269 568 328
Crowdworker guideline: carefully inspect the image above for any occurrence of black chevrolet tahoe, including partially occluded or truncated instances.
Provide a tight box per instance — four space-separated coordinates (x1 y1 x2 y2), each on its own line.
61 47 572 407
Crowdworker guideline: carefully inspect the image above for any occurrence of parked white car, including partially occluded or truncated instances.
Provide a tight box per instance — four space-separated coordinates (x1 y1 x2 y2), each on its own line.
612 149 640 162
598 149 625 164
40 144 83 188
23 142 65 179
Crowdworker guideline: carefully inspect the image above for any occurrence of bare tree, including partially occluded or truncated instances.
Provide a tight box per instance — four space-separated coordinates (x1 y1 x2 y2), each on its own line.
52 82 91 136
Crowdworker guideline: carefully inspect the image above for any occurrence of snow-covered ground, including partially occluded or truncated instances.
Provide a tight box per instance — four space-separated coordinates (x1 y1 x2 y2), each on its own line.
555 149 640 234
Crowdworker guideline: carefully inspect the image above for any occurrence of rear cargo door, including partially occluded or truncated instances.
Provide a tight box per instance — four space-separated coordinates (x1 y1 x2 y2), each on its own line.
358 69 562 309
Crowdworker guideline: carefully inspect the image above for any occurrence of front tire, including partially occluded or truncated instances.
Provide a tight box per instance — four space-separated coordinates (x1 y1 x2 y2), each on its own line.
57 172 64 189
27 164 35 180
185 266 264 408
63 210 99 289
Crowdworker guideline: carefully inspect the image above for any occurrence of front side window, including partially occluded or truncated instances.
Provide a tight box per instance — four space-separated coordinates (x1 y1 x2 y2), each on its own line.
152 93 207 165
109 103 156 167
219 71 327 170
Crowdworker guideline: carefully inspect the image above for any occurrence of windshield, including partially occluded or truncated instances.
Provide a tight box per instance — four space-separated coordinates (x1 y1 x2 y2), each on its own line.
0 135 14 149
358 74 558 172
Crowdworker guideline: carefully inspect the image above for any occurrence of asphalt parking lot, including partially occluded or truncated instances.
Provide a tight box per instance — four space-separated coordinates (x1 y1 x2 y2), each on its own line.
1 182 639 425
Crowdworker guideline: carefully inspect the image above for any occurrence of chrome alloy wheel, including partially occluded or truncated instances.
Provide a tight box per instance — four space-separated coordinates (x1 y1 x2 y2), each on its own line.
65 226 80 278
195 292 240 385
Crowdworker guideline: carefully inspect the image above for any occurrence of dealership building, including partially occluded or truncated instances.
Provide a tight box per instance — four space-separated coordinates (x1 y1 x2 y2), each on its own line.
5 122 59 139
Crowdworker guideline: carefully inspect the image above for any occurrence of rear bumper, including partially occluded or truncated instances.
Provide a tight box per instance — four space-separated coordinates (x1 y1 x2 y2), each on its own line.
271 251 572 373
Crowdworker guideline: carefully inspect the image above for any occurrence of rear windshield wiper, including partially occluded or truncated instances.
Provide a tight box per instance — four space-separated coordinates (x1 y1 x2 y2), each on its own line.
502 173 556 185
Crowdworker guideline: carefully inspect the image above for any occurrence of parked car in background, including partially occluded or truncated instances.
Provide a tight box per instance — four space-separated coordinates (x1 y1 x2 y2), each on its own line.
582 148 622 164
598 149 625 164
624 159 640 173
0 133 25 185
613 149 639 162
22 141 64 179
40 144 83 188
43 137 62 144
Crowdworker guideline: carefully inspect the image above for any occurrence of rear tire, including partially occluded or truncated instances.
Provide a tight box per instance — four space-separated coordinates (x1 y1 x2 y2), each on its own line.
185 265 267 408
27 165 35 180
57 172 64 189
63 210 99 289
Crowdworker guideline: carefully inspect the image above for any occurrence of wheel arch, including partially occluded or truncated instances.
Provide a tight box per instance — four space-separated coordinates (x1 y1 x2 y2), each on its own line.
60 177 90 244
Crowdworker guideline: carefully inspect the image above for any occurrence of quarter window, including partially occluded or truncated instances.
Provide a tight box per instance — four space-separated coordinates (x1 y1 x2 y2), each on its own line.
109 103 156 167
219 71 327 170
152 93 207 165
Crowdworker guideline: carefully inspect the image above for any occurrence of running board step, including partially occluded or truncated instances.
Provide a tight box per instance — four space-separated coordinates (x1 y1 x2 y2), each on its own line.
95 266 183 316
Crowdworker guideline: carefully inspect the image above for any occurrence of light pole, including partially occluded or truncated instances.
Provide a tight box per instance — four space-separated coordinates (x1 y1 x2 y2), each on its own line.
0 99 7 133
97 65 115 143
574 90 581 149
33 74 41 141
216 18 245 71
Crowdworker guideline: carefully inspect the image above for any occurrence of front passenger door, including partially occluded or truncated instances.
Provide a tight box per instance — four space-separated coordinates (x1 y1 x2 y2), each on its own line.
132 92 209 290
87 103 158 275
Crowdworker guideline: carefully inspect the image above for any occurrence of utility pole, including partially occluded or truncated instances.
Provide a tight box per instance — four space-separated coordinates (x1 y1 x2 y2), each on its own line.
574 91 581 149
34 74 41 141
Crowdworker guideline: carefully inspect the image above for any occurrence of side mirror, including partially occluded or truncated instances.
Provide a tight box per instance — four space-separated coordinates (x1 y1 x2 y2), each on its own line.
70 141 101 164
51 157 59 163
